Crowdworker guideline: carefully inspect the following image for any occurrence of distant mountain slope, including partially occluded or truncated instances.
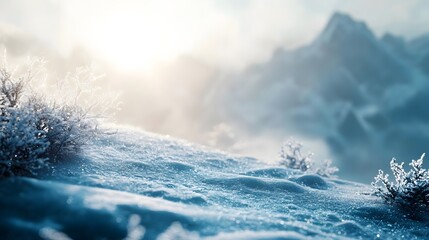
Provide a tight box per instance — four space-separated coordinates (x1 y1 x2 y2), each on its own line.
408 33 429 74
213 13 419 130
207 12 429 181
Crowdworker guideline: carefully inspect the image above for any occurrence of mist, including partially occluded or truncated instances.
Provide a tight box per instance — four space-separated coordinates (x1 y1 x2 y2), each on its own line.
1 0 429 182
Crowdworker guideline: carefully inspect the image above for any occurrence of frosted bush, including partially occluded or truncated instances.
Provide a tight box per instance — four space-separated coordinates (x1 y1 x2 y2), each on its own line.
26 96 99 161
0 106 49 176
313 158 338 177
280 140 312 171
280 138 338 177
0 59 104 177
372 153 429 209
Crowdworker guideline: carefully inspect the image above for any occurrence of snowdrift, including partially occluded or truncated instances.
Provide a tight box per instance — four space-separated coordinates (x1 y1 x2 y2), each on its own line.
1 128 428 239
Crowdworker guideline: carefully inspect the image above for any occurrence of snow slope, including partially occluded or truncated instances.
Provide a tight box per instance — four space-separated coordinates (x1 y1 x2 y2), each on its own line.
1 128 428 239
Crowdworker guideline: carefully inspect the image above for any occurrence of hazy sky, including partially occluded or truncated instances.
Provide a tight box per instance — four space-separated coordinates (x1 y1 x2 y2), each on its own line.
0 0 428 71
0 0 428 168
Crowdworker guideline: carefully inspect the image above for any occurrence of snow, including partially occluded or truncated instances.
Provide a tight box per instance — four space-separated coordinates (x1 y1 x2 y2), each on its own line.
1 127 428 239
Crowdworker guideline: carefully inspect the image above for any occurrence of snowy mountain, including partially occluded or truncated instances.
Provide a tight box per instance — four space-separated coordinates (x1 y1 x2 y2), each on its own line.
1 127 428 239
313 12 412 97
408 33 429 74
207 12 429 181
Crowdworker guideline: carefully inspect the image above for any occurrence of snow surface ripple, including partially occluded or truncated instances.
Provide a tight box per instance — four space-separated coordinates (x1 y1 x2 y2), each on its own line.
0 128 428 239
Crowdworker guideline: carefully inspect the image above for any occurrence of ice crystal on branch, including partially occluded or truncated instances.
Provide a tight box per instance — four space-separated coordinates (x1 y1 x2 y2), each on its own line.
372 153 429 209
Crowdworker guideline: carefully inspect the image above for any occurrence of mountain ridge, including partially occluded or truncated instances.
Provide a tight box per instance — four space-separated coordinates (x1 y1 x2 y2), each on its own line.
207 11 429 181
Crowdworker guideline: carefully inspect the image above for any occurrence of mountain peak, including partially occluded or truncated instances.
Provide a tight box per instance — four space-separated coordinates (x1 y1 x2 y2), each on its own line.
330 12 355 26
316 12 374 44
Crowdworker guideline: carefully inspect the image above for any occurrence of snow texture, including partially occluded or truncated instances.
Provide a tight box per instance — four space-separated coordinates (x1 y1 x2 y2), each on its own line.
0 127 428 239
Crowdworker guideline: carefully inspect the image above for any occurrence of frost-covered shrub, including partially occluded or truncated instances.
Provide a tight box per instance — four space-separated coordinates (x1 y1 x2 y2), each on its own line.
280 138 338 177
0 60 103 177
0 106 49 176
314 158 338 178
280 140 312 172
372 154 429 209
26 97 99 161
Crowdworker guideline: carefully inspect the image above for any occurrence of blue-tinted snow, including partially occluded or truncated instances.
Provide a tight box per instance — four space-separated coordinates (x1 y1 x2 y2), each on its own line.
1 127 428 240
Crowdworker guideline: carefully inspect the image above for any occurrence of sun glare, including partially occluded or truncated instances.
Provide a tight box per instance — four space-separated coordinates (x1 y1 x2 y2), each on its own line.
83 2 206 72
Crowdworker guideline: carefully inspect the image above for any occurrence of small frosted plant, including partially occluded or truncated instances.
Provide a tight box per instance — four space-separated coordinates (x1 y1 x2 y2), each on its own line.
280 138 338 177
0 57 108 177
280 139 312 171
314 158 338 177
372 153 429 209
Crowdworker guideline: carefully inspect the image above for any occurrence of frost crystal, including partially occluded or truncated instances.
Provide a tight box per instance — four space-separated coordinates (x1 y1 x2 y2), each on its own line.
372 153 429 209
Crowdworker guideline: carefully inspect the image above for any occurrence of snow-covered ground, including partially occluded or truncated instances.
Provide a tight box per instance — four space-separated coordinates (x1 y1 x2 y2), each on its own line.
1 127 428 239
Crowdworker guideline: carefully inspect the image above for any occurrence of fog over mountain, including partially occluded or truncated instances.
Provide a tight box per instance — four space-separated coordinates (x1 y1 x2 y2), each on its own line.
4 3 429 239
1 12 429 182
206 12 429 181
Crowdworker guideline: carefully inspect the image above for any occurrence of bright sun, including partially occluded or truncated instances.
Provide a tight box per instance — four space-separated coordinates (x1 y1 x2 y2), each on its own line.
83 2 206 72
